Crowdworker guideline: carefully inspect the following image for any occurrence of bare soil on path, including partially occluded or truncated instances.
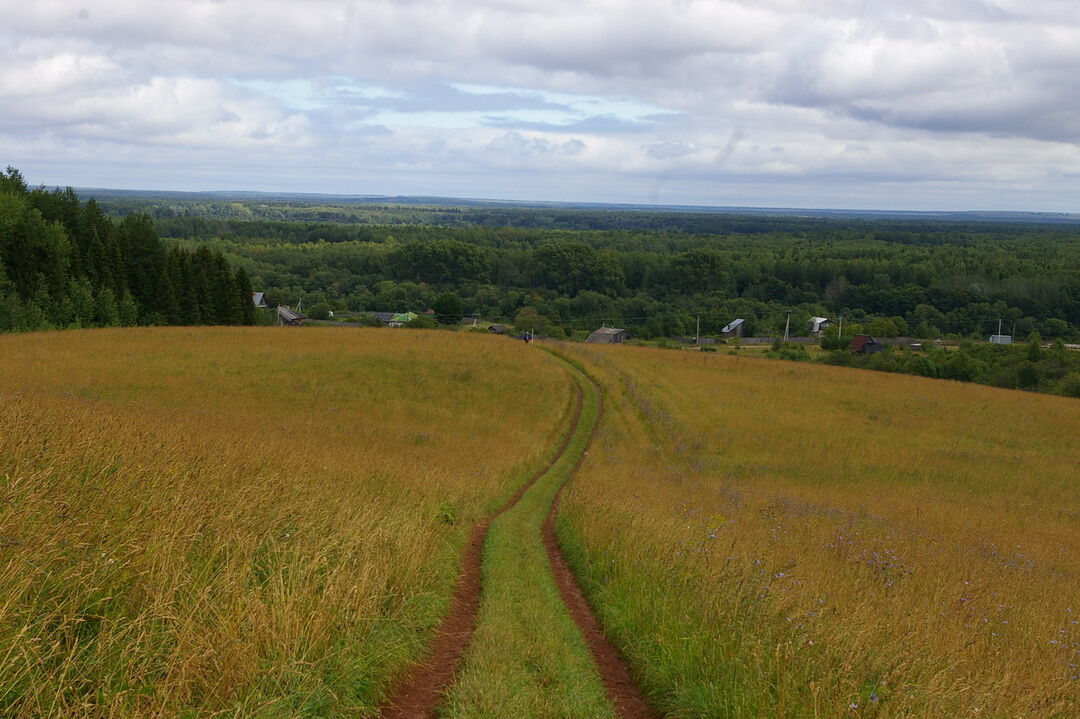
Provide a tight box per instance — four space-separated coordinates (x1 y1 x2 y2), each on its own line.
378 383 583 719
379 360 657 719
542 378 659 719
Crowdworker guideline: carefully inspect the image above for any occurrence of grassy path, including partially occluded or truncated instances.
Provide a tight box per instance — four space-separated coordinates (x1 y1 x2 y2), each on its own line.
377 372 585 719
379 350 657 719
439 355 655 719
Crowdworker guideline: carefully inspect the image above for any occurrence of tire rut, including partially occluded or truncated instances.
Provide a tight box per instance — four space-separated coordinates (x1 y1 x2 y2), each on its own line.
378 377 584 719
542 372 659 719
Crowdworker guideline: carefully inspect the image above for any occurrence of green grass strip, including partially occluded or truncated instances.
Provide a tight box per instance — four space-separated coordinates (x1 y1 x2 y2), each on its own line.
439 366 614 719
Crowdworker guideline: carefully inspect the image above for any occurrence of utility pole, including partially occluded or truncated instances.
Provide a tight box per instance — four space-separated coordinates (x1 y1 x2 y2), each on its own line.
838 314 843 338
696 315 701 346
783 311 791 344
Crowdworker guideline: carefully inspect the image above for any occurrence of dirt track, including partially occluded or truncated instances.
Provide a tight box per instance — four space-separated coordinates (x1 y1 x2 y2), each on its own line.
543 376 658 719
378 361 656 719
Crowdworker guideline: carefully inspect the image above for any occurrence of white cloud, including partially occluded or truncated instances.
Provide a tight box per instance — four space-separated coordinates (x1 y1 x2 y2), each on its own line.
2 0 1080 208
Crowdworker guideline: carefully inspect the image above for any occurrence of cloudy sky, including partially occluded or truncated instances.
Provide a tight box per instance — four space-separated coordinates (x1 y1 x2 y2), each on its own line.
3 0 1080 210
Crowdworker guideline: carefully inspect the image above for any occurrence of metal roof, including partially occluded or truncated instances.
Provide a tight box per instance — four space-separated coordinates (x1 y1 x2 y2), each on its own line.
721 318 745 333
586 327 632 343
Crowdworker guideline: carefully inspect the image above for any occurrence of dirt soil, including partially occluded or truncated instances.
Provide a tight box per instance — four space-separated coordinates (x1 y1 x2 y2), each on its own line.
542 383 659 719
378 383 584 719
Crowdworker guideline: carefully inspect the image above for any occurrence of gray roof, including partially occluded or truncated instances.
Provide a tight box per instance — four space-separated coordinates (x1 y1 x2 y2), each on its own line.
252 292 267 307
721 318 745 333
277 306 306 323
586 327 632 344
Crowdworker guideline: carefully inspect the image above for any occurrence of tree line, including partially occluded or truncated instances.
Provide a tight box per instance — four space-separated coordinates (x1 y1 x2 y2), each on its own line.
153 209 1080 342
765 333 1080 398
0 168 256 333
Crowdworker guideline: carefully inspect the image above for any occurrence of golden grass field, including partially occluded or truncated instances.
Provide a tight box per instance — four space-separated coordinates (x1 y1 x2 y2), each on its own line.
556 342 1080 717
0 327 571 717
4 326 1080 718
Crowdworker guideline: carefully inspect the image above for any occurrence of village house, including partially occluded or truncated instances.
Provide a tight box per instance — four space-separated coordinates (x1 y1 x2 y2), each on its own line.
851 334 885 354
720 318 745 338
276 305 306 326
586 327 634 344
809 317 834 335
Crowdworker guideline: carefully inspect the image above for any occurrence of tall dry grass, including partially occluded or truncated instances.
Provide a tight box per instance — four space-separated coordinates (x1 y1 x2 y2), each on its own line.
556 343 1080 718
0 327 569 717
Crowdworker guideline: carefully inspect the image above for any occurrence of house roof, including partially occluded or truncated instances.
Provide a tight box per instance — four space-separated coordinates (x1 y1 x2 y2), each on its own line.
252 292 267 307
850 334 878 352
721 318 745 333
277 306 306 323
809 317 833 332
586 327 632 343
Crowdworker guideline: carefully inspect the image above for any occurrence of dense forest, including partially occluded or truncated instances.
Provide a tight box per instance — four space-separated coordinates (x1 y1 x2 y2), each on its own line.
6 173 1080 350
0 168 256 332
126 200 1080 342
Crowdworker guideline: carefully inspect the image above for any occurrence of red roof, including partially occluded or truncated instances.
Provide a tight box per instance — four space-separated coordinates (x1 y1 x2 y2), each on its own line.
851 334 874 352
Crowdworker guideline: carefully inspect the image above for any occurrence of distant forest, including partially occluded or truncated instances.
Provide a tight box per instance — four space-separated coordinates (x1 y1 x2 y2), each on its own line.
96 192 1080 342
0 168 256 332
6 174 1080 346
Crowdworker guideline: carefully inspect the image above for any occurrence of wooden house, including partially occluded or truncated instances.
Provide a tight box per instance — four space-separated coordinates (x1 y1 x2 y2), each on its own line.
720 318 745 338
586 327 633 344
851 334 885 354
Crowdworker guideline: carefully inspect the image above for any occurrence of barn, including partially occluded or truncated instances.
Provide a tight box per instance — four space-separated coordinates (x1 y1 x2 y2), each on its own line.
586 327 633 344
720 318 745 338
809 317 834 335
851 334 885 354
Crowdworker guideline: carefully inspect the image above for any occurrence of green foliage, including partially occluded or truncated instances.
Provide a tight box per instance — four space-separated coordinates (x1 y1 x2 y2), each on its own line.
1054 372 1080 398
404 315 438 329
0 169 257 334
530 241 624 296
764 344 812 362
816 340 1080 395
514 306 546 334
432 292 463 324
820 333 852 350
386 239 491 284
308 302 332 320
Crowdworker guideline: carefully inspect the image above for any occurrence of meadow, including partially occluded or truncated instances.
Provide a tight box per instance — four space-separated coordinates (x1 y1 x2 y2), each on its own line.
0 327 571 717
556 342 1080 717
4 324 1080 718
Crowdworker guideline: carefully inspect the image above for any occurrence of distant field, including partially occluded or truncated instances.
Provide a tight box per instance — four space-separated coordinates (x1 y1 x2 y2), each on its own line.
0 328 570 716
557 342 1080 717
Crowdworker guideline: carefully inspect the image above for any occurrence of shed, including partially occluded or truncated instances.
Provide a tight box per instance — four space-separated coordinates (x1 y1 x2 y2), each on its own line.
488 323 509 334
276 305 307 326
586 327 633 344
720 318 745 337
252 292 269 309
989 334 1013 345
809 317 834 335
851 334 885 354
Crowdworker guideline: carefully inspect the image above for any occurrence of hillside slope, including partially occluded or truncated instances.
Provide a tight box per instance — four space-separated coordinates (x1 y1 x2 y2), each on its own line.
557 343 1080 717
0 327 570 717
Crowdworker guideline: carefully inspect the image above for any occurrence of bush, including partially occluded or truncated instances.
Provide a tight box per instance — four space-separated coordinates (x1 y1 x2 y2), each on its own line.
1053 372 1080 398
405 315 438 329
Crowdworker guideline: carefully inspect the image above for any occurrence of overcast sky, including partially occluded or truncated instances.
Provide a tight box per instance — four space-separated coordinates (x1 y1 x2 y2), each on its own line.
3 0 1080 210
